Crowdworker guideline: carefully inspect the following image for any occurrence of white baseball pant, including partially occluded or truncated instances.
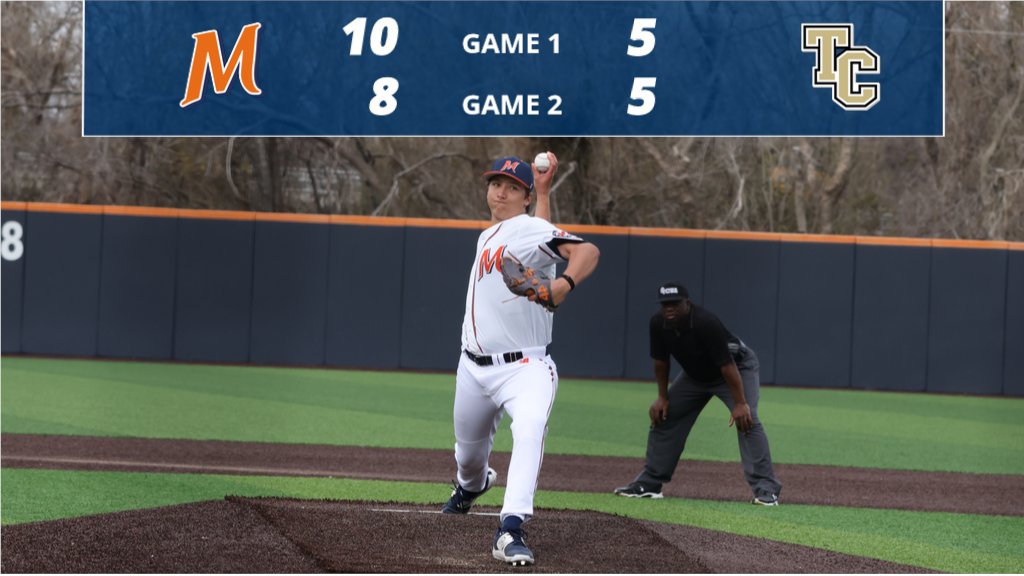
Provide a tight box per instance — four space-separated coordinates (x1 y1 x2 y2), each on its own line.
453 348 559 521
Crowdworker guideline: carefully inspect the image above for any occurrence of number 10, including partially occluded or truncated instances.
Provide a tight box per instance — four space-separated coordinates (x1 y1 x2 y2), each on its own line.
343 17 399 56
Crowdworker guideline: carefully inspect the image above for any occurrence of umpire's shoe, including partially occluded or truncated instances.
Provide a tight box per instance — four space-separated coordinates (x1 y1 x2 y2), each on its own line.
752 493 780 506
442 467 497 514
492 516 534 566
614 481 664 499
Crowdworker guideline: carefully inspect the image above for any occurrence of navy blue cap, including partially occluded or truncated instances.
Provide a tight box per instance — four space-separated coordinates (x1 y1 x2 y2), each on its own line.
483 156 534 191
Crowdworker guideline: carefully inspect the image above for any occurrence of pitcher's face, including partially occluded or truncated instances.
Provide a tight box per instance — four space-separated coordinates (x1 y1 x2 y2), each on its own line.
486 176 531 222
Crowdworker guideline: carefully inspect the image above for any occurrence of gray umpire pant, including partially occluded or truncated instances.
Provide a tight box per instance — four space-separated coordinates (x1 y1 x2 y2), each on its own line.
635 348 782 498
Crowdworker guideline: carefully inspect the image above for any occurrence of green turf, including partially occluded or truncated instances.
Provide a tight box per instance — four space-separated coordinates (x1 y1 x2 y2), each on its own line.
3 357 1023 473
3 357 1024 572
2 468 1021 573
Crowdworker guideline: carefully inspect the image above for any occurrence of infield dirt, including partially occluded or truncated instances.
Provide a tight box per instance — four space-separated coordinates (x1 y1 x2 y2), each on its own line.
4 433 1021 516
3 433 1017 572
1 499 937 573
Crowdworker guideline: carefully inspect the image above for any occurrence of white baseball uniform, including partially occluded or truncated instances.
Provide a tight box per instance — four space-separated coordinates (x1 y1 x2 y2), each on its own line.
454 213 584 521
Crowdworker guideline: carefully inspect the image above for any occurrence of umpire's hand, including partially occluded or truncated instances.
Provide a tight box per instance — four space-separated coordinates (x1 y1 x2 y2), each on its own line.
728 402 753 435
649 396 670 427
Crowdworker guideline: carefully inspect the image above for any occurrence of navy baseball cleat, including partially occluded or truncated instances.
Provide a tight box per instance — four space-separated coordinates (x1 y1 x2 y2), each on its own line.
442 467 497 514
492 519 534 566
752 493 780 506
613 481 664 499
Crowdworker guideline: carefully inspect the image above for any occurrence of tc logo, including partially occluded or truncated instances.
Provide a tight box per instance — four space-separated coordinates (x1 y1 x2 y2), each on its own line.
801 24 880 110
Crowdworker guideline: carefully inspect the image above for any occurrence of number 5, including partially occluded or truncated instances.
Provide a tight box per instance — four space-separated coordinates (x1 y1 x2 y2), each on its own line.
627 18 657 57
627 77 656 116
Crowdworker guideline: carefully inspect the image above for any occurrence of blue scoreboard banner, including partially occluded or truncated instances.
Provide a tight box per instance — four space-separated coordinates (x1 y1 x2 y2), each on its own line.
83 1 944 136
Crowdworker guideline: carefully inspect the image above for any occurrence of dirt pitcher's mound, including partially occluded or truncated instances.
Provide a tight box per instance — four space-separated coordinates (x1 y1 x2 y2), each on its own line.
1 498 934 573
0 499 320 573
239 498 710 573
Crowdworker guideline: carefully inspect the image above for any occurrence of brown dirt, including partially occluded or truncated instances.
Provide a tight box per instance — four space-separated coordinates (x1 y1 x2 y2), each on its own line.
0 499 935 574
0 499 321 573
3 433 1021 516
1 432 1014 572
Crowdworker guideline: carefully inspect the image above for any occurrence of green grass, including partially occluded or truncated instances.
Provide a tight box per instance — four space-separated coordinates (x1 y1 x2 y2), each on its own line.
3 357 1023 473
2 468 1022 573
2 357 1024 573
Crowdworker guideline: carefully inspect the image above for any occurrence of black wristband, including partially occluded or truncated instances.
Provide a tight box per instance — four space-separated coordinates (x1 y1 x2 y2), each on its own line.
561 274 576 291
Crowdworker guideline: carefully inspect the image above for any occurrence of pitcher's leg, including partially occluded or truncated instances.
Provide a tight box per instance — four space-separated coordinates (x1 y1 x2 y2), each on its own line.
496 358 559 521
453 357 502 492
636 373 712 486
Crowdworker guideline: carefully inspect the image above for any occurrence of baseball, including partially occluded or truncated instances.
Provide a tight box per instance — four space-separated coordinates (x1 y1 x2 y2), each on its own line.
534 152 551 173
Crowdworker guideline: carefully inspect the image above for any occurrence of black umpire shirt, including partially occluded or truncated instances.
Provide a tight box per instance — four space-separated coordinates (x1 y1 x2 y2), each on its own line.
650 304 743 383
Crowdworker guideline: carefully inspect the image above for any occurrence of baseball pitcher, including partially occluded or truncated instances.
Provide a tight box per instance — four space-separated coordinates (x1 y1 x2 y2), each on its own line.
442 152 600 567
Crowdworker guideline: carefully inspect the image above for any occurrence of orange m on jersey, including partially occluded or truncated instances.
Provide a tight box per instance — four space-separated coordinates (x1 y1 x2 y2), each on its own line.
180 22 263 108
478 245 506 281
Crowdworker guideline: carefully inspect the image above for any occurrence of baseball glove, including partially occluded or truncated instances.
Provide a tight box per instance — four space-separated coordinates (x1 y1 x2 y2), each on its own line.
501 254 557 311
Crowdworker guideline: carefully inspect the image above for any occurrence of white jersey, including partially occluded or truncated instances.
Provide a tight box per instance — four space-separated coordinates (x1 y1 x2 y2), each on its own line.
461 214 584 355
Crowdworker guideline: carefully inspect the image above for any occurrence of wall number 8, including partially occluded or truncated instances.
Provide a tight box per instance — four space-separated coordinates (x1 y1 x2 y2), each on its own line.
1 221 24 262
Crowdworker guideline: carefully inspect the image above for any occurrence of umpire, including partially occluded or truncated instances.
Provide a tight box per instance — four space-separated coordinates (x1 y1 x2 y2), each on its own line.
614 282 783 505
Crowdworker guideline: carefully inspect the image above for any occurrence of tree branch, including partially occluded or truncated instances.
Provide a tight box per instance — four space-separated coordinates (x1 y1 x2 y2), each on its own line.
371 152 458 217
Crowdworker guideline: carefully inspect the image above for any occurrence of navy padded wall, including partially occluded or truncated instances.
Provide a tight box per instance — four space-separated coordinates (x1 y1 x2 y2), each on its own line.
927 247 1006 394
850 244 931 391
1005 249 1024 396
1 210 26 353
325 224 405 368
21 212 103 356
775 242 855 388
9 206 1022 398
97 215 178 359
249 220 330 366
174 218 255 363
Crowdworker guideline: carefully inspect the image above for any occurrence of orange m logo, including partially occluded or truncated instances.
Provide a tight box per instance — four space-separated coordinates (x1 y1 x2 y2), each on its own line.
478 245 506 280
180 22 263 108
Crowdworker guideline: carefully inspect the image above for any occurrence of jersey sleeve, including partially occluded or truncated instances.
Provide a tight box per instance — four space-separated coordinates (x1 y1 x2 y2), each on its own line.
649 315 670 361
699 315 734 367
519 217 584 266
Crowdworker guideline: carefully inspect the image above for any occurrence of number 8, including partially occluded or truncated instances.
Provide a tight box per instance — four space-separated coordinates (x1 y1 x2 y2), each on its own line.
2 221 24 262
370 77 399 116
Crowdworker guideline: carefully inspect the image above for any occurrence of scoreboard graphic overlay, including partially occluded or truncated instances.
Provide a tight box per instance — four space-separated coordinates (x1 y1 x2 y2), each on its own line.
83 1 943 136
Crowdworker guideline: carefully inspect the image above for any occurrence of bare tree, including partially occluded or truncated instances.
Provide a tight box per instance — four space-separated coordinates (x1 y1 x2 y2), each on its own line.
3 1 1023 241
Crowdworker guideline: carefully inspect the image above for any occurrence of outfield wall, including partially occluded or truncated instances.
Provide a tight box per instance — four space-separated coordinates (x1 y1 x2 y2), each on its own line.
1 202 1021 396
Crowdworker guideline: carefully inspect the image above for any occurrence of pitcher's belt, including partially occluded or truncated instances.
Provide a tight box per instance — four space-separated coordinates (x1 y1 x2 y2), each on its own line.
464 346 548 367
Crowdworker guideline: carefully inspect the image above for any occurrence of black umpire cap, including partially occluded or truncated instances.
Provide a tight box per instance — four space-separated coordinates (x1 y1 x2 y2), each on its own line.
657 282 689 303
